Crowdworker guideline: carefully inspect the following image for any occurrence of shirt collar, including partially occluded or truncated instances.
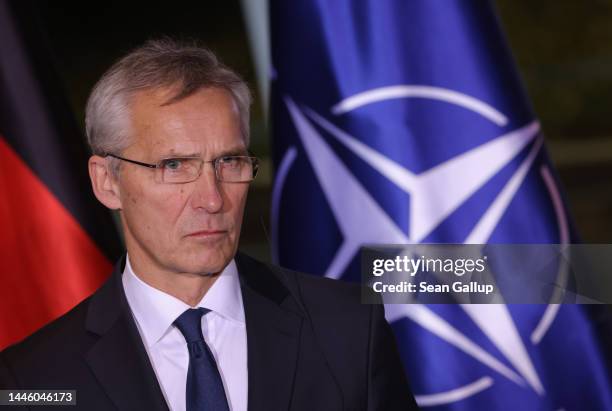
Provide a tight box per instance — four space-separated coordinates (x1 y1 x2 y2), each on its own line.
122 254 245 348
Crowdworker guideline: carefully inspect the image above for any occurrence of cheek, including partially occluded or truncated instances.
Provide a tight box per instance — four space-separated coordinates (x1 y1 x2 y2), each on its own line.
227 188 249 243
152 190 189 229
222 185 248 219
124 185 187 237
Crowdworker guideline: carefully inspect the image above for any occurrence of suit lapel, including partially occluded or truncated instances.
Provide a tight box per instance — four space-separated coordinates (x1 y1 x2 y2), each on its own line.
236 253 304 411
83 253 303 411
84 257 169 411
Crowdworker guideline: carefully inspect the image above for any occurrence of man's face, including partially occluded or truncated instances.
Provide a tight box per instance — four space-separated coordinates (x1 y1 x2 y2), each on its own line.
116 86 249 276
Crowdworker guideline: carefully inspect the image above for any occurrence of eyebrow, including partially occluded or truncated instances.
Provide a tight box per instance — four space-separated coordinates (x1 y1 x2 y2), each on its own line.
159 147 249 159
217 147 250 157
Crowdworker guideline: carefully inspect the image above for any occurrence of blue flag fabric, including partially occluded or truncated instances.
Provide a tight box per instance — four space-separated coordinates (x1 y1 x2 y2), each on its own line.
269 1 611 410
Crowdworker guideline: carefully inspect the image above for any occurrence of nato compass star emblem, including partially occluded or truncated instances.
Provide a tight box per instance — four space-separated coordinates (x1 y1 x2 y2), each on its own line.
272 85 571 407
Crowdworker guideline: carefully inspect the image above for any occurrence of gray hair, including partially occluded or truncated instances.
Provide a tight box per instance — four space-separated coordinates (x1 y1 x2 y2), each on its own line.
85 38 252 173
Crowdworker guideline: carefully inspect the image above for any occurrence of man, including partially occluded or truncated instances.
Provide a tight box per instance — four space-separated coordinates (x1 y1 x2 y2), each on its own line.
0 39 418 411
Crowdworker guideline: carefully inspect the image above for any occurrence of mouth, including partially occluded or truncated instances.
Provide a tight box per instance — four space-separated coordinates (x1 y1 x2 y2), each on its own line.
185 230 227 239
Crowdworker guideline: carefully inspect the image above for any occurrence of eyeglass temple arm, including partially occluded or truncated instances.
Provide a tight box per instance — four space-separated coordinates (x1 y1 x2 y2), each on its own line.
105 153 158 169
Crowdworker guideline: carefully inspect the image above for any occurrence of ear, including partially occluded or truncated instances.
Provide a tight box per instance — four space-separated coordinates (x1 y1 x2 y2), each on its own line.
88 155 123 210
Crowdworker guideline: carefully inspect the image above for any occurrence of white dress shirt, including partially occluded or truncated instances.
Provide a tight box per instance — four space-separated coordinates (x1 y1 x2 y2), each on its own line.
122 255 248 411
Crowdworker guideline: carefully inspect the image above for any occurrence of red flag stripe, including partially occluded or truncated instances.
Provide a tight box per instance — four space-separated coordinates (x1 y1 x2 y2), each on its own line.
0 136 112 350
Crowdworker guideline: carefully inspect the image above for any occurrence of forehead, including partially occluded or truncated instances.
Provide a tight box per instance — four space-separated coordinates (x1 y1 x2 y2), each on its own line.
127 86 245 158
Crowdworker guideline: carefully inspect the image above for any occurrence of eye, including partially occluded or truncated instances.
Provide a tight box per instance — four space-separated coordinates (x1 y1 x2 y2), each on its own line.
221 156 241 167
162 158 183 170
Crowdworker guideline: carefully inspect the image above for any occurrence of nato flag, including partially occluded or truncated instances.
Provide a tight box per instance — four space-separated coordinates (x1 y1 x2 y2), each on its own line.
270 1 612 409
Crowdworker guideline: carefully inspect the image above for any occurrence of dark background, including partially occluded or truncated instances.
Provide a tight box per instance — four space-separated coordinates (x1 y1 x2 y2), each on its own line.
28 0 612 260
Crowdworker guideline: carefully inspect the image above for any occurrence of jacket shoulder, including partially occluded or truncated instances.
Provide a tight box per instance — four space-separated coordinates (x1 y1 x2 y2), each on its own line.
237 252 371 317
289 269 369 314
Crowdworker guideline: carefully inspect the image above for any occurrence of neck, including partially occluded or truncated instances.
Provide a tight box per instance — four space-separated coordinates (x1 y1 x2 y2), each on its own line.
126 252 220 307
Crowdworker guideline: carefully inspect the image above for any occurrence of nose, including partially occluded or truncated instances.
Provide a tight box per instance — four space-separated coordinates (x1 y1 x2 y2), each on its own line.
189 163 223 213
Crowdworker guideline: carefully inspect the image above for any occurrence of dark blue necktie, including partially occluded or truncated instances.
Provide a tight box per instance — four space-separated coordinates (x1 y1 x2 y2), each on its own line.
174 308 230 411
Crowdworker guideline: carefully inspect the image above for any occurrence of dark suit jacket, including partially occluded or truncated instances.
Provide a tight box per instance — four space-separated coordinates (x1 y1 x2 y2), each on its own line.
0 253 418 410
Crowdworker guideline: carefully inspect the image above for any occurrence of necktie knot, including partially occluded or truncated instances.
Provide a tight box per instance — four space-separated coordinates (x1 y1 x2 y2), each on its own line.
174 307 210 343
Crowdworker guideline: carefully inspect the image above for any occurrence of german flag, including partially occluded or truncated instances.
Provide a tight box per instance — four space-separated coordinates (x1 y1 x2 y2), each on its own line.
0 1 121 350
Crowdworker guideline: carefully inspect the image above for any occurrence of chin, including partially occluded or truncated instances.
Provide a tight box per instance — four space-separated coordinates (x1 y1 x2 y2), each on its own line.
169 234 238 274
179 249 234 275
